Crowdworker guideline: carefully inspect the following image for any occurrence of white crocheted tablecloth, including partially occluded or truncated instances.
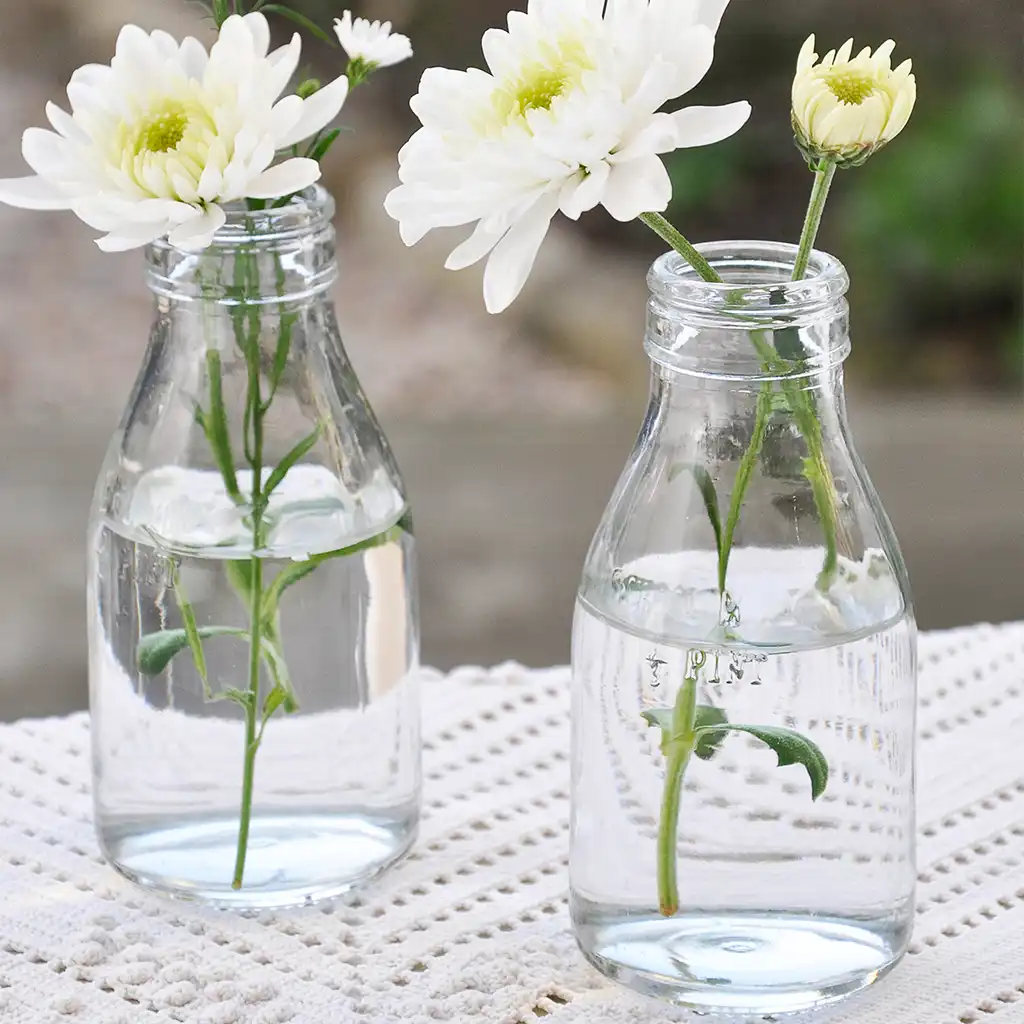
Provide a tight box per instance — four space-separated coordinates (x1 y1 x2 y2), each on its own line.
0 622 1022 1024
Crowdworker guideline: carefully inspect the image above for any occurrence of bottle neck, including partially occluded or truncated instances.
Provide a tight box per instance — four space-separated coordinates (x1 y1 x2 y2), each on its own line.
144 188 337 308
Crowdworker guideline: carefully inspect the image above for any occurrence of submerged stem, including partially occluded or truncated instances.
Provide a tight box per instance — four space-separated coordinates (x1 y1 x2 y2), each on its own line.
656 677 698 917
232 253 267 891
232 553 263 889
717 378 774 596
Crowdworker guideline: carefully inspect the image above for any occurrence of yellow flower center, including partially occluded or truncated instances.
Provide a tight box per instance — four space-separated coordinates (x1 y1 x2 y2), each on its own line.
487 36 595 128
823 69 876 106
135 106 189 154
511 64 572 115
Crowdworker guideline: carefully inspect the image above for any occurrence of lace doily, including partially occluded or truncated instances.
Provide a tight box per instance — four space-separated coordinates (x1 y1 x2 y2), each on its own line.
0 622 1021 1024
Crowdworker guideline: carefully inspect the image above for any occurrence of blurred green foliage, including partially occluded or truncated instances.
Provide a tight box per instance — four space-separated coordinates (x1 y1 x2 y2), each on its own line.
837 70 1023 388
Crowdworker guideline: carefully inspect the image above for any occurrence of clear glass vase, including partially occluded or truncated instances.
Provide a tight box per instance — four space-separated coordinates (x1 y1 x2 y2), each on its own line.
570 242 917 1017
88 188 421 909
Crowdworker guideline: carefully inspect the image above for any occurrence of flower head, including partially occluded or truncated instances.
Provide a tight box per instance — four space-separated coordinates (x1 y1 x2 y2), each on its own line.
0 13 350 251
385 0 750 313
792 35 916 168
334 11 413 70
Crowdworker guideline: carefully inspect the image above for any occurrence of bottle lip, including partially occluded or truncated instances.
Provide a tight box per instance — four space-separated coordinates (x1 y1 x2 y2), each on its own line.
144 186 337 302
147 186 335 255
648 240 849 323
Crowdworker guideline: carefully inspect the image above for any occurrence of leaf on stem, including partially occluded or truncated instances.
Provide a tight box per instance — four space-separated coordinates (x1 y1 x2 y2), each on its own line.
692 705 729 760
262 683 290 719
259 637 299 713
306 128 343 163
640 708 674 735
172 566 209 689
692 466 722 564
262 522 404 618
204 350 244 504
263 424 321 499
137 626 246 677
266 314 296 404
225 559 256 609
694 723 829 799
259 5 335 44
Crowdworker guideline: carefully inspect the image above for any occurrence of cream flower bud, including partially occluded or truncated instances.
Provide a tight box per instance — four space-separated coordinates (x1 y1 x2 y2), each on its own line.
792 34 916 168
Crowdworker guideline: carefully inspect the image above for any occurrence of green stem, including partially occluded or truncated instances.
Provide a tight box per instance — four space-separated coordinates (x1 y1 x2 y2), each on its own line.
638 212 722 284
792 161 837 282
745 334 840 592
656 676 698 917
232 552 263 889
718 378 774 596
657 745 691 917
232 254 267 892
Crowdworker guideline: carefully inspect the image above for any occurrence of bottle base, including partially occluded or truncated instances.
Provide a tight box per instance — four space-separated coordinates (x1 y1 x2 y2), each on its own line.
100 811 417 910
575 910 907 1018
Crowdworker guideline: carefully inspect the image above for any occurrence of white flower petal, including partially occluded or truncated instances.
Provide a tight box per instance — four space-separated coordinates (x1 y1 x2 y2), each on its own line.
45 102 88 145
445 218 510 270
671 101 752 148
269 96 305 147
482 190 560 314
695 0 732 34
663 25 715 98
178 37 209 80
611 113 681 164
276 76 350 150
601 154 672 221
0 175 74 210
96 219 174 252
167 204 226 249
196 154 225 204
266 35 303 101
21 127 73 177
245 158 321 200
560 162 609 219
242 13 272 59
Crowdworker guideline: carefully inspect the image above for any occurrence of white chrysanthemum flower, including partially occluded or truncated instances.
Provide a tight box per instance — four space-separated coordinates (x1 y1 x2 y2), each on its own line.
0 13 350 251
792 35 916 168
334 11 413 69
385 0 750 313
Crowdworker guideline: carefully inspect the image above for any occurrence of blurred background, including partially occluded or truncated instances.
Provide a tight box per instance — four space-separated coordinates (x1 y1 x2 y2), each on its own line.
0 0 1020 719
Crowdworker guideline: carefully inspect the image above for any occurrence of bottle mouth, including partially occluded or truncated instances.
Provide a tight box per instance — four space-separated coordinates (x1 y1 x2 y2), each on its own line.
646 241 851 380
147 186 335 253
648 240 849 325
145 186 337 301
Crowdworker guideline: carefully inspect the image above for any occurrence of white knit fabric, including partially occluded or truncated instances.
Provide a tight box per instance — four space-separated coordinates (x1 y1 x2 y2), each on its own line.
0 622 1021 1024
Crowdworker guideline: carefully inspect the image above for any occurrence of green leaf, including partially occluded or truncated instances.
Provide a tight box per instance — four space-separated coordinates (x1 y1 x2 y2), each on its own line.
692 465 722 563
692 705 729 760
203 350 244 505
221 687 256 711
306 128 342 164
172 567 208 689
259 5 336 44
266 314 296 403
262 684 289 719
641 708 674 735
262 522 405 619
259 637 298 712
263 425 321 499
137 627 245 677
695 724 829 799
224 559 256 609
211 0 229 27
